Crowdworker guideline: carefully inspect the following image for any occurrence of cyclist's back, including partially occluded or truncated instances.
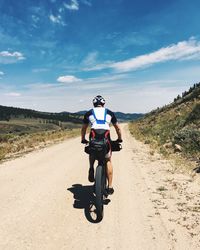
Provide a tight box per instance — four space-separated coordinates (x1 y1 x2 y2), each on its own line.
81 95 122 195
83 106 117 131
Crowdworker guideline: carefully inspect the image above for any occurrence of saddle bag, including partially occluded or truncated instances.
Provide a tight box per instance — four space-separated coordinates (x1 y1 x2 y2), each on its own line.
85 138 108 156
89 138 108 154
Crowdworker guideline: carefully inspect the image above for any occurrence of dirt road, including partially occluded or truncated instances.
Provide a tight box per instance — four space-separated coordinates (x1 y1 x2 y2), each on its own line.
0 124 199 250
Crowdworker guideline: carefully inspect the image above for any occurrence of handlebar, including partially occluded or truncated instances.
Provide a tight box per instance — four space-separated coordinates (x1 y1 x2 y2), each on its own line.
81 139 89 144
115 139 123 143
81 139 122 144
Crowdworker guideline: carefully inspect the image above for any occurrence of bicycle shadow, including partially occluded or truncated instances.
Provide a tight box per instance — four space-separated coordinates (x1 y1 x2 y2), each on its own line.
67 184 110 223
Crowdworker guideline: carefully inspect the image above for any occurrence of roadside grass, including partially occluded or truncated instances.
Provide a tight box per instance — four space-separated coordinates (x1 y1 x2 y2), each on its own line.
0 119 81 161
129 94 200 173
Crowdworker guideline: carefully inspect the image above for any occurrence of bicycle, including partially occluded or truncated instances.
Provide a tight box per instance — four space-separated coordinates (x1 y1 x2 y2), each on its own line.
83 129 122 221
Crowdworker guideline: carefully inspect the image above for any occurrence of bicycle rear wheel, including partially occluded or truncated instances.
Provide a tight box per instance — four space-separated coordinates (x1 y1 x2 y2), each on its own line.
95 165 105 221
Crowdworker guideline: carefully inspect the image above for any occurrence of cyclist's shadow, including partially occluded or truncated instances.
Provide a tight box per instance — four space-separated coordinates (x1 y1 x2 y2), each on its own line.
67 184 110 223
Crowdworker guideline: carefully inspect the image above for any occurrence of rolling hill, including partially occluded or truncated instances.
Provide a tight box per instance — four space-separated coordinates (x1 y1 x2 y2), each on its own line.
129 82 200 160
0 105 143 123
0 105 82 123
75 110 144 121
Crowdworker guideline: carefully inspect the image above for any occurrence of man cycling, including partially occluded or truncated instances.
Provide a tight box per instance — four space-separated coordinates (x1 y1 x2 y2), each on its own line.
81 95 122 195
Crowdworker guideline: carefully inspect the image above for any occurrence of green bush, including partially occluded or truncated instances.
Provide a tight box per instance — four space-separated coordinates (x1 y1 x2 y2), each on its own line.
173 128 200 154
185 103 200 124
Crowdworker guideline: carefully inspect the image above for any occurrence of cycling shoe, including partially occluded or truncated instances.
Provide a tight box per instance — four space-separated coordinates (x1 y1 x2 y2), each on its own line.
106 187 114 195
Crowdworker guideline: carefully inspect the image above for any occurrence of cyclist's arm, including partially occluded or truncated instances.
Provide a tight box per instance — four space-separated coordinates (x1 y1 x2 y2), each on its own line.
113 123 122 141
81 123 88 141
81 110 91 141
110 110 122 141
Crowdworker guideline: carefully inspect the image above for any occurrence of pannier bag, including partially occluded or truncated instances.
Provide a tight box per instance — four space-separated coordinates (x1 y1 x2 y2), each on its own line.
84 145 90 154
110 141 122 152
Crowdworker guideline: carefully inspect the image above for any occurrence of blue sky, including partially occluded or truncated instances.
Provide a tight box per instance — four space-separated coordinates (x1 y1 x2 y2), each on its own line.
0 0 200 112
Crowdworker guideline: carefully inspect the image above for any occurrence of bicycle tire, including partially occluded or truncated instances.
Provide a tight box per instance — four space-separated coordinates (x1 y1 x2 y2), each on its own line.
95 165 104 220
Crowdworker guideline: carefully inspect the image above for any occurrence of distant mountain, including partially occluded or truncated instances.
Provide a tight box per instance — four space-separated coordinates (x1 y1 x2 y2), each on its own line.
75 110 144 121
0 105 143 123
75 110 88 116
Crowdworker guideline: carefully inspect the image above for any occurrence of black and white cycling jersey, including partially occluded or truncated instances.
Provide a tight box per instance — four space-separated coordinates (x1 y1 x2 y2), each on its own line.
83 107 117 130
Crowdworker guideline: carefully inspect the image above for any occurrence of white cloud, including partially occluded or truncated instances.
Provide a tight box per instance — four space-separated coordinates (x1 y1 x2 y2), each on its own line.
114 32 151 48
0 71 4 76
32 15 40 23
83 61 113 71
80 0 92 6
82 51 98 66
27 83 57 90
85 73 130 85
0 73 194 113
0 51 25 59
4 92 21 97
32 68 49 73
49 14 66 26
49 14 60 23
57 75 82 83
59 7 64 13
0 51 25 64
64 0 79 10
105 84 188 113
87 37 200 72
111 37 200 72
81 51 115 71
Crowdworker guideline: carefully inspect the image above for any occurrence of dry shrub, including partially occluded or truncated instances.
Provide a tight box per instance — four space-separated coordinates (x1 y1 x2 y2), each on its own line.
0 128 80 161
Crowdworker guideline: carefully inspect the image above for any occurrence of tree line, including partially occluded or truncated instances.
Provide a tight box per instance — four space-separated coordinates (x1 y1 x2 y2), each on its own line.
0 105 82 123
174 82 200 102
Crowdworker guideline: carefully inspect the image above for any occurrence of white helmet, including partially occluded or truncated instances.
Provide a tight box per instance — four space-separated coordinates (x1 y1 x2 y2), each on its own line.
93 95 105 107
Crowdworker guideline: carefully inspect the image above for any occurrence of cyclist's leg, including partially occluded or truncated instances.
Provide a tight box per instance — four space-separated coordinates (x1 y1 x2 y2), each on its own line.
89 154 95 168
88 154 95 182
106 157 114 195
105 139 113 188
106 157 113 188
